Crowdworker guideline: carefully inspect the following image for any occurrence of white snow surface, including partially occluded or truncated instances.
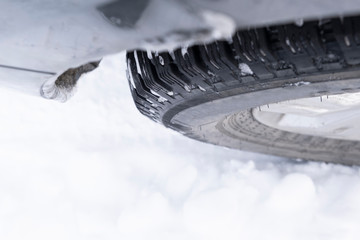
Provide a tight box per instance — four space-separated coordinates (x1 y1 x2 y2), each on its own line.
1 52 360 240
239 63 253 75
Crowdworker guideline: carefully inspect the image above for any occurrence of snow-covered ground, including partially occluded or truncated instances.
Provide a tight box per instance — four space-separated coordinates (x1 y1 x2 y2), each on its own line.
0 52 360 240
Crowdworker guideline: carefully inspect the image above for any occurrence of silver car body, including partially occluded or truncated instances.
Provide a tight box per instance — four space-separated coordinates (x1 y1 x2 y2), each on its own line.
1 0 359 97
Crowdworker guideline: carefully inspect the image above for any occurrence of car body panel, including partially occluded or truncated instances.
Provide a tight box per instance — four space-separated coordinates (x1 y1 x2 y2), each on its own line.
0 0 359 97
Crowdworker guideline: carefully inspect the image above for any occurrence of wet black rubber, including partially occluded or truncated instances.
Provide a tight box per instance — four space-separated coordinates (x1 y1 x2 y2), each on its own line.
126 16 360 165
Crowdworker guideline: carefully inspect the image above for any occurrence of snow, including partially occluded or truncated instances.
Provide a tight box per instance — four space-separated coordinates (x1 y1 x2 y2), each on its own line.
133 51 143 76
181 46 188 57
285 37 297 53
239 63 253 75
293 81 311 86
200 10 236 40
0 52 360 240
158 56 164 66
150 89 168 103
295 18 304 27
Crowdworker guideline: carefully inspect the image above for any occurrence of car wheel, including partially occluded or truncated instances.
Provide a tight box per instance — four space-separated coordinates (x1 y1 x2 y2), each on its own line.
126 16 360 165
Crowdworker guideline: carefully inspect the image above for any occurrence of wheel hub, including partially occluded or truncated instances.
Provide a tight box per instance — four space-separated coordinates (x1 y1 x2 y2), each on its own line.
252 92 360 141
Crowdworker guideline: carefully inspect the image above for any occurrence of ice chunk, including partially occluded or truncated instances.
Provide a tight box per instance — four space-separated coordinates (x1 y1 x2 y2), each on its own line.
239 63 253 75
181 46 188 57
146 50 153 60
295 18 304 27
159 56 164 65
157 96 168 103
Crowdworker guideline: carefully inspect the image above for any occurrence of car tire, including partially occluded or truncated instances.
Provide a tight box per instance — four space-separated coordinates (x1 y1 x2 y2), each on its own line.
126 16 360 165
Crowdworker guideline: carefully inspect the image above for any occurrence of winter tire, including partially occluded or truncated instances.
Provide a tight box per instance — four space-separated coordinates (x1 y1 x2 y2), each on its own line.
126 16 360 165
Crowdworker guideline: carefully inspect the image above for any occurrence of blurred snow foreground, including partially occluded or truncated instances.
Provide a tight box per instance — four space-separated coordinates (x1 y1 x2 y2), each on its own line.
0 52 360 240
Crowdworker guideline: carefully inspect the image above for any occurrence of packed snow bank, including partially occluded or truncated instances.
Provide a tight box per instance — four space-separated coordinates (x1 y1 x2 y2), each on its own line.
0 52 359 240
